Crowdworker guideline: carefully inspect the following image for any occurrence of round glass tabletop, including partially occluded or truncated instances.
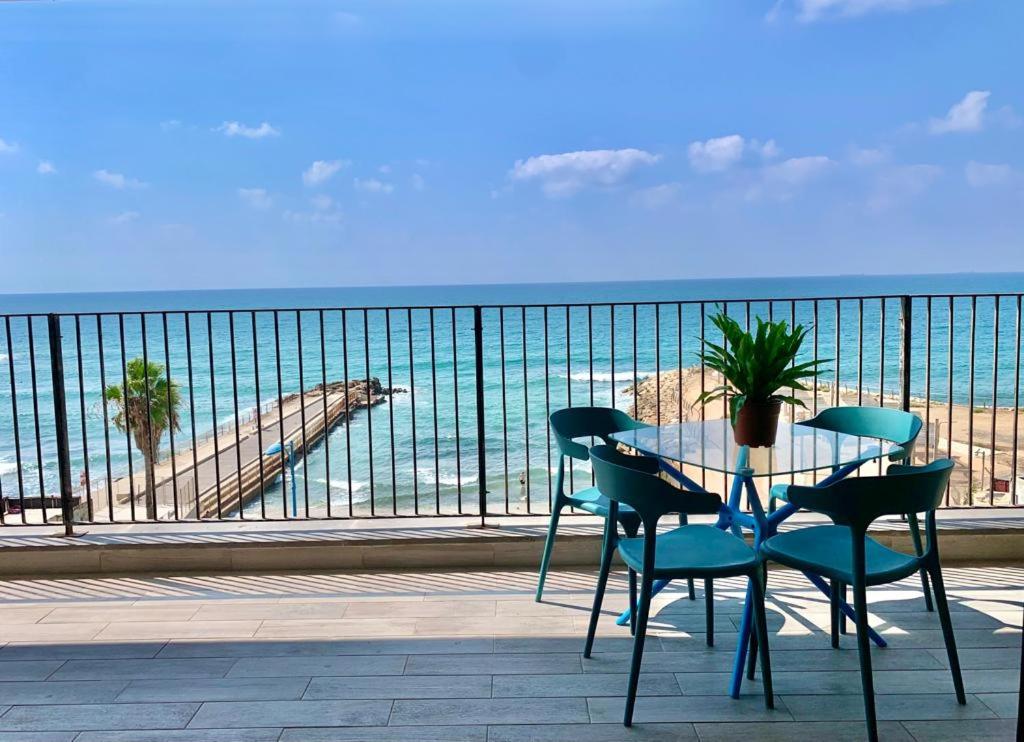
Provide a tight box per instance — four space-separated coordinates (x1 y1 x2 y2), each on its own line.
609 418 904 477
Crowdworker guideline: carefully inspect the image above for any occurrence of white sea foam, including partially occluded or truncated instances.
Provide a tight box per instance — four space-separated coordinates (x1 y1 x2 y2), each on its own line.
557 370 654 383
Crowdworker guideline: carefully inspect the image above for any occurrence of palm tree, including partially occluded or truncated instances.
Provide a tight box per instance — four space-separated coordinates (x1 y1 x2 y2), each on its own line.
105 357 181 520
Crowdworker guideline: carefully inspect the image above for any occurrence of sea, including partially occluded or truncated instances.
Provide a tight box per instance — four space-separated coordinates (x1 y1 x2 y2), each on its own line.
1 272 1021 517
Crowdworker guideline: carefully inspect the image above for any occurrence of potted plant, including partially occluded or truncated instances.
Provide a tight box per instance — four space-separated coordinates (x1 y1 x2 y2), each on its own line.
698 309 827 447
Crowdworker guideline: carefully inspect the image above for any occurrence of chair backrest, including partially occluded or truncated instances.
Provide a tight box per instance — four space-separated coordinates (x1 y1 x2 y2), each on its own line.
549 407 646 461
784 459 954 536
803 406 922 461
588 444 722 527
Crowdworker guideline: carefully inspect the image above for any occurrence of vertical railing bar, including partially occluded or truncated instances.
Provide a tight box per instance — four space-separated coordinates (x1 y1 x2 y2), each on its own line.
699 302 706 489
363 309 376 516
989 298 999 505
427 308 440 513
388 310 399 516
297 311 310 517
655 304 661 426
632 304 638 417
162 313 180 521
588 305 595 487
473 305 487 526
272 310 285 516
228 312 242 520
900 296 912 418
967 296 976 505
566 305 572 494
185 314 200 519
251 312 266 520
544 305 552 509
723 301 731 422
925 298 932 463
499 307 509 511
879 300 886 424
677 303 683 423
74 316 93 522
812 299 819 417
95 316 114 521
117 314 136 522
47 315 75 535
406 308 418 515
788 302 795 484
1011 296 1021 506
610 304 616 411
946 297 954 506
451 307 463 513
206 313 223 519
522 305 531 511
140 314 156 520
834 299 841 408
342 309 353 518
318 310 331 518
857 298 864 407
26 317 49 523
6 317 27 521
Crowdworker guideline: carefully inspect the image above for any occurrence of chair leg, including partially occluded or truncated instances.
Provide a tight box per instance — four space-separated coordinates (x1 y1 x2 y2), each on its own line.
628 569 638 636
750 571 774 710
535 504 563 602
830 578 840 649
838 581 848 634
704 578 714 647
687 578 696 601
928 559 967 704
583 523 615 659
908 512 934 612
852 579 879 742
624 573 654 727
746 625 758 680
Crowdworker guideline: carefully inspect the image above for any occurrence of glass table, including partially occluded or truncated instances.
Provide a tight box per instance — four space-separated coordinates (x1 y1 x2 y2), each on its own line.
610 418 905 698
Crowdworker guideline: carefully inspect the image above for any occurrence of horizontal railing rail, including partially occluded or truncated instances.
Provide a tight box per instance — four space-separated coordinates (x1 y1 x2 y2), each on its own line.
0 291 1021 531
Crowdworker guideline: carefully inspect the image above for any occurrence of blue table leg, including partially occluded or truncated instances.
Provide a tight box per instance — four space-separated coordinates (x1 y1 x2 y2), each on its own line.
803 571 887 647
615 578 671 626
729 580 754 698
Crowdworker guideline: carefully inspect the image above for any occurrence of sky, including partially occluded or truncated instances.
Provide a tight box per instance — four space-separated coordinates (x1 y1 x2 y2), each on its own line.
0 0 1022 293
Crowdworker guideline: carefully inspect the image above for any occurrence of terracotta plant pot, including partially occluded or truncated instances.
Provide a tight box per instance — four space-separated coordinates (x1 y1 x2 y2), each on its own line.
733 398 782 447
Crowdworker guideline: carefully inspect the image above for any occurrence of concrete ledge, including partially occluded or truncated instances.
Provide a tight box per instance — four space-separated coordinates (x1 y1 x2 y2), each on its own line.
0 513 1021 577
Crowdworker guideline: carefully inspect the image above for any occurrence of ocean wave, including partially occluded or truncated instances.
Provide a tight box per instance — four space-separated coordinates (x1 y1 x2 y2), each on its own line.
554 370 654 383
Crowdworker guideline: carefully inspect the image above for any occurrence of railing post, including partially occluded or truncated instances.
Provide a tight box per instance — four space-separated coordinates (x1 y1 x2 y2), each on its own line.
900 295 912 417
473 306 490 528
47 314 75 536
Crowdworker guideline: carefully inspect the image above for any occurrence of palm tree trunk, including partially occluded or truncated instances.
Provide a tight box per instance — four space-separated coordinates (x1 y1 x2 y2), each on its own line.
143 453 157 520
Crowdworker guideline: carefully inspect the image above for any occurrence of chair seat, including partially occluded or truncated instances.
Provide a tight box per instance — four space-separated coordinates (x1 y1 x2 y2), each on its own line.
617 525 758 578
566 487 639 523
761 525 920 585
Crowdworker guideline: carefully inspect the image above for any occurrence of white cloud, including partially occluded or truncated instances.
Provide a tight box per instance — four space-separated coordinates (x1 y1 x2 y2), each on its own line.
108 211 140 225
354 177 394 195
284 208 343 225
688 135 745 173
0 137 18 154
410 173 426 191
510 148 660 197
216 121 280 139
790 0 949 23
238 187 272 209
849 146 889 166
965 161 1013 188
630 183 682 209
303 159 347 186
160 119 182 132
867 164 942 211
763 156 835 185
929 91 990 134
311 194 334 211
93 169 147 189
37 160 56 175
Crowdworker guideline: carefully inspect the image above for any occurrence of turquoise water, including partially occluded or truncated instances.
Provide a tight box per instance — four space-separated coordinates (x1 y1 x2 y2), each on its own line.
0 273 1021 517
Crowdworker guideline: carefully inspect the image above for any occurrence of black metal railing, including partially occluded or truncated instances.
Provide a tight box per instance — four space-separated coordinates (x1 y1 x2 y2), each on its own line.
0 292 1021 531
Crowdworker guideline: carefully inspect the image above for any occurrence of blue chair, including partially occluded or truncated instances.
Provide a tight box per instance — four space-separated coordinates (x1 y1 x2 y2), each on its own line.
585 444 774 726
761 459 964 742
772 406 932 641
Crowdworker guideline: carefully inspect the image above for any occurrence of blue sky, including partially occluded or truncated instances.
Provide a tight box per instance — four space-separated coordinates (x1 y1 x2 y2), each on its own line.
1 0 1022 293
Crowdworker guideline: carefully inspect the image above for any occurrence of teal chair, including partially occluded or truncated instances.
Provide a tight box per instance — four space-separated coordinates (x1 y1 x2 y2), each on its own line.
773 406 932 639
584 444 774 726
761 459 964 742
538 407 699 609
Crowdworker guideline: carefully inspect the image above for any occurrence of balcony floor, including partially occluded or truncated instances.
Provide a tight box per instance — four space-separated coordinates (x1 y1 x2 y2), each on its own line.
0 566 1018 741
